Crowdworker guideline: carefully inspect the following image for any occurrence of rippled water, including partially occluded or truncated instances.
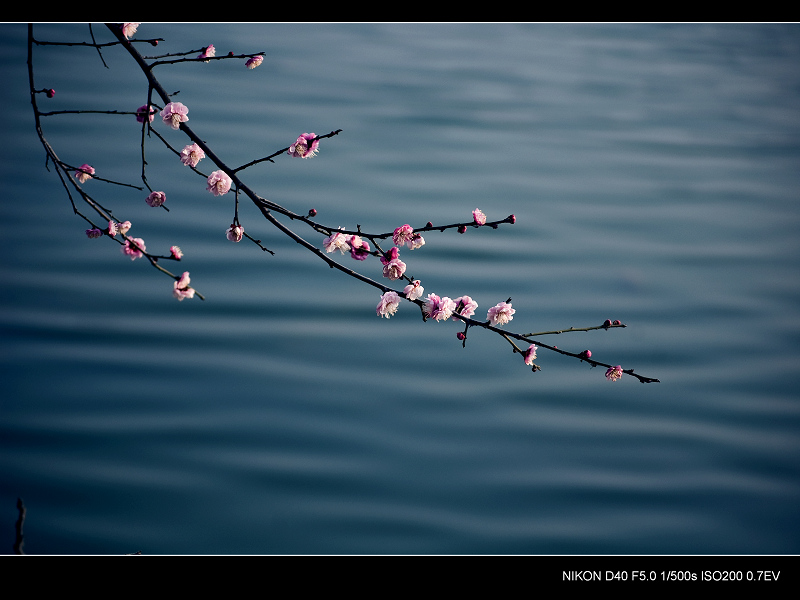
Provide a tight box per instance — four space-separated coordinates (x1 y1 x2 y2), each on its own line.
1 23 799 554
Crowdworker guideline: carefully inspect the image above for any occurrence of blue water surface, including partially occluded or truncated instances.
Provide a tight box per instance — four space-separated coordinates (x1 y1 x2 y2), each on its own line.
0 23 798 554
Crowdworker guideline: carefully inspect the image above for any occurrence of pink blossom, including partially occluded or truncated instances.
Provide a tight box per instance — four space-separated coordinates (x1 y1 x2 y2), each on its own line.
380 246 400 265
323 229 349 254
145 191 166 207
206 170 232 196
523 344 538 366
198 44 215 62
423 293 456 322
376 291 401 319
393 224 415 247
85 228 103 239
605 365 624 382
170 246 183 260
245 55 264 69
121 237 146 260
487 301 515 326
408 233 425 250
288 133 320 158
173 271 196 301
382 257 406 281
136 104 155 123
348 235 371 261
472 208 487 226
403 280 424 301
226 224 244 242
452 295 478 320
160 102 189 130
180 143 205 167
122 23 140 39
74 164 94 183
117 221 132 235
107 221 118 237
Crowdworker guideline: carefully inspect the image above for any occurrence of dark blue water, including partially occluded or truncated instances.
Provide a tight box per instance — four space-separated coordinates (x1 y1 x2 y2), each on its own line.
1 23 798 554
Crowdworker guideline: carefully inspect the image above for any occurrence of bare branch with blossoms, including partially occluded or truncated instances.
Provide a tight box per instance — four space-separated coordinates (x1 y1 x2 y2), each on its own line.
27 23 659 384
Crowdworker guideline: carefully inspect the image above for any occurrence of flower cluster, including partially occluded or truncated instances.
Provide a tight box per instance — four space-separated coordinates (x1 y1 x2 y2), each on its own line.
145 191 166 207
206 170 232 196
423 293 456 321
487 301 515 326
74 164 94 184
288 133 319 158
376 291 401 318
180 143 205 167
173 272 195 301
392 224 424 249
160 102 189 130
380 247 406 280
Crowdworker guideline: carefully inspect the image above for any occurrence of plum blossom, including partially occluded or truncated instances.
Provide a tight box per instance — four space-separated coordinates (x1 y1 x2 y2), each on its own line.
74 164 94 183
423 293 456 322
605 365 624 382
473 208 487 226
122 23 140 39
85 228 103 239
393 224 414 247
180 143 205 167
170 246 183 260
160 102 189 130
206 170 232 196
382 258 406 281
403 280 424 301
348 235 371 261
323 229 349 254
452 295 478 320
173 271 196 301
136 104 155 123
408 233 425 250
376 291 401 319
245 55 264 69
107 221 118 237
145 191 166 207
197 44 215 62
117 220 132 235
288 133 319 158
487 301 515 326
121 237 146 260
226 224 244 242
523 344 538 366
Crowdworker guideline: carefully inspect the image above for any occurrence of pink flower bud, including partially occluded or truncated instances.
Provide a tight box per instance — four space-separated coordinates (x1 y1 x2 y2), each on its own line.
46 88 55 98
457 332 466 341
579 350 592 359
308 208 317 217
85 228 103 239
602 319 612 328
612 319 622 326
472 208 487 226
458 225 467 234
170 246 183 260
245 55 264 69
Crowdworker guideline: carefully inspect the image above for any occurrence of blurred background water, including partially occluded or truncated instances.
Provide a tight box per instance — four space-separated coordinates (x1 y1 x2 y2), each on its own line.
0 23 798 554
